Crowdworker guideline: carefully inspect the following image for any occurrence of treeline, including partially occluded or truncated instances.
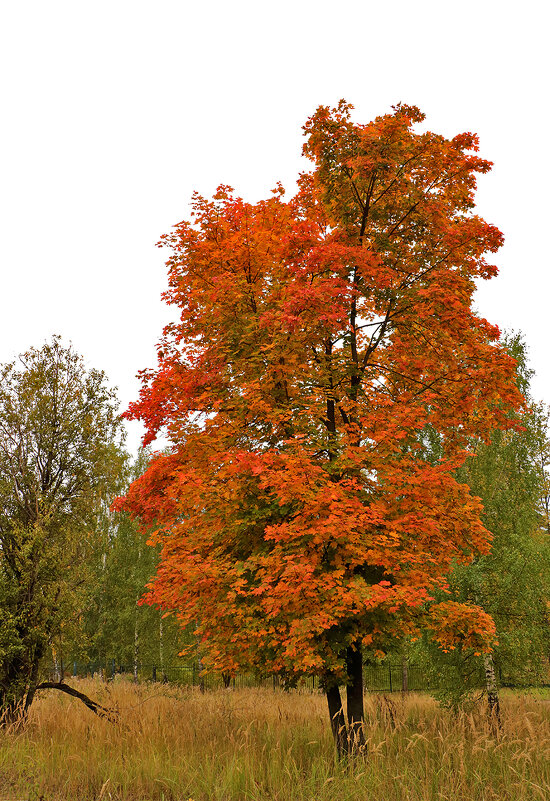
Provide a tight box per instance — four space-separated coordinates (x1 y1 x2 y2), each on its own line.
51 450 192 680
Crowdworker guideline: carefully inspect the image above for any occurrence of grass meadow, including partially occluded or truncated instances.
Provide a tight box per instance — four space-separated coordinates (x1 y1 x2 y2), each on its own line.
0 679 549 801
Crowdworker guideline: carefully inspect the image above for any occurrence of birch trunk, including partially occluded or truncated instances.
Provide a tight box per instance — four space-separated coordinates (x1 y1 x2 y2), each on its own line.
325 683 349 758
133 593 139 683
483 652 501 729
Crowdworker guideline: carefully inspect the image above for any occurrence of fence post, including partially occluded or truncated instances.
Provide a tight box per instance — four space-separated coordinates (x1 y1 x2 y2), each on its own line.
388 663 393 693
73 661 77 678
152 665 157 682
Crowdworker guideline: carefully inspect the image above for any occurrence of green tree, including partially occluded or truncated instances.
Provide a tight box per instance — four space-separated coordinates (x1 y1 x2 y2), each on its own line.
532 403 550 536
73 449 188 679
0 337 125 721
418 335 550 715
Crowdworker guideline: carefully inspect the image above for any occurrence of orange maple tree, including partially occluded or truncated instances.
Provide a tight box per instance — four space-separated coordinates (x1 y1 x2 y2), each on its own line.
119 101 523 754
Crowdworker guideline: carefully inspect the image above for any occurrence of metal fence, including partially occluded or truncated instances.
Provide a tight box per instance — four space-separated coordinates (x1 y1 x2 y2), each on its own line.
52 659 494 693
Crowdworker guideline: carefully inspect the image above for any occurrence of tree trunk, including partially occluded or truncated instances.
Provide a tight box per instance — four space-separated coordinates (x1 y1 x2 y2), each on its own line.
133 593 139 683
346 642 366 751
325 683 349 758
401 655 409 693
53 652 61 683
159 612 165 681
1 644 43 726
483 652 501 730
23 650 42 716
0 660 25 727
198 655 205 693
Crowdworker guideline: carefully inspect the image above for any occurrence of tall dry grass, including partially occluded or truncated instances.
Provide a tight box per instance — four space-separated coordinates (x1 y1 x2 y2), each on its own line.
0 678 549 800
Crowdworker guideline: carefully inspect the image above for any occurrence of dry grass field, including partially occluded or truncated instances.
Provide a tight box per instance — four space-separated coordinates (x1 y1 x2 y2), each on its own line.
0 678 549 800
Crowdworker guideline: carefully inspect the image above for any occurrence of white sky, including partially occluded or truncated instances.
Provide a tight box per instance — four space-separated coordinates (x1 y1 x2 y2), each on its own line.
1 0 548 455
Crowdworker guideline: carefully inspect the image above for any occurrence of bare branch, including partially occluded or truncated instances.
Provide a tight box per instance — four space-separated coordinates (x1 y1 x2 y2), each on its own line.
34 682 119 722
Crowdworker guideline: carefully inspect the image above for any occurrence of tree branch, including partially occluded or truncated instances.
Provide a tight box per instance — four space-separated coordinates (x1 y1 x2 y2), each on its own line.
34 682 119 722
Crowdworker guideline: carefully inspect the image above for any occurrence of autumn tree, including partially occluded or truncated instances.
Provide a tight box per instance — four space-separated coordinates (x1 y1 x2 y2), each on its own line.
120 102 522 755
0 337 125 722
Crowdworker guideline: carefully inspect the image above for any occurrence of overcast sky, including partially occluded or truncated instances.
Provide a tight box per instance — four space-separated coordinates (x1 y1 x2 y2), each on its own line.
1 1 548 455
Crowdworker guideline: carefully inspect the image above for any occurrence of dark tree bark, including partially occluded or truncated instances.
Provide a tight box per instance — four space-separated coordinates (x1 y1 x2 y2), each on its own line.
34 682 119 722
2 665 119 729
0 643 43 726
22 650 43 716
346 642 366 751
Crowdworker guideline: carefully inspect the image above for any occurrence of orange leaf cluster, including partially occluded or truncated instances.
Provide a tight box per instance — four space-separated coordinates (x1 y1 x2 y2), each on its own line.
120 102 522 680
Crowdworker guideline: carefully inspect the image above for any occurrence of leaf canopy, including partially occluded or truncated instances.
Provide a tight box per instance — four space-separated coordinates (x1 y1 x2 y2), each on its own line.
121 102 523 681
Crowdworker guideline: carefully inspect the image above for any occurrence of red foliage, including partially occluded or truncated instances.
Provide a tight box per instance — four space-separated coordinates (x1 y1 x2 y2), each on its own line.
120 102 522 681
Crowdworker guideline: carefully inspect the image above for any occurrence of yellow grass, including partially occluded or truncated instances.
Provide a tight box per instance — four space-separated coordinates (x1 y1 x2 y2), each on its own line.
0 678 549 800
